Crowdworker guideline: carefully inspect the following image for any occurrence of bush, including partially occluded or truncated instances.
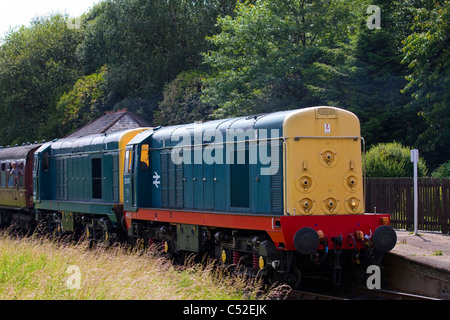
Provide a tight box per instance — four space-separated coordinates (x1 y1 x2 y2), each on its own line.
365 142 428 177
431 161 450 178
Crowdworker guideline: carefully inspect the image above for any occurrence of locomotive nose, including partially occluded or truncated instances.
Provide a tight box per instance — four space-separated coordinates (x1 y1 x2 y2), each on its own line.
372 225 397 252
293 227 320 255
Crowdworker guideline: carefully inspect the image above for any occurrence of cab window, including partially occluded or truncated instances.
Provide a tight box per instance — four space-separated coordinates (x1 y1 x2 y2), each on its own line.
124 148 133 174
42 152 49 171
139 144 150 170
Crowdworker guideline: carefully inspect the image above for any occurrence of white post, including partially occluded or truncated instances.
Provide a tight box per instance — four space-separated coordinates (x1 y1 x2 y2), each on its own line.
411 149 419 236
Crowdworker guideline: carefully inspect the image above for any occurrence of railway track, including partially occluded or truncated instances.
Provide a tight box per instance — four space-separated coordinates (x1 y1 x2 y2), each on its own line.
287 290 348 300
287 286 440 300
350 286 440 300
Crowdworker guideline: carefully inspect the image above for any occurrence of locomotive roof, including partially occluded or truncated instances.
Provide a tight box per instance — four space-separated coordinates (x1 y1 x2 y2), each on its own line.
148 109 294 148
0 143 42 161
36 129 145 155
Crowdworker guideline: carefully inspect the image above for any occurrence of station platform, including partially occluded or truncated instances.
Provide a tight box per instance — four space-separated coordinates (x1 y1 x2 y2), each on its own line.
392 230 450 272
382 230 450 299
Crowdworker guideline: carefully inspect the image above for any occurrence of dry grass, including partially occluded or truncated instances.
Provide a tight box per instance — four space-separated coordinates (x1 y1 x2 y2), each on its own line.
0 230 276 300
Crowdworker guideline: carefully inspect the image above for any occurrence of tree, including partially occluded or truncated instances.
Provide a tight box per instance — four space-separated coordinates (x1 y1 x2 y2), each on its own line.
0 14 83 145
401 0 450 169
78 0 237 117
365 142 428 177
54 67 107 137
154 70 215 126
202 0 362 118
431 161 450 179
346 0 425 147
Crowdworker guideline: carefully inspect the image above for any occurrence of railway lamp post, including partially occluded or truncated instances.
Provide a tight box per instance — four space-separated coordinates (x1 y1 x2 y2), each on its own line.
411 149 419 236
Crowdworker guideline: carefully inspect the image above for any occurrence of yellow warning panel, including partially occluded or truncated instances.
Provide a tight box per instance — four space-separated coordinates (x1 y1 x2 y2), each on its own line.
282 107 364 215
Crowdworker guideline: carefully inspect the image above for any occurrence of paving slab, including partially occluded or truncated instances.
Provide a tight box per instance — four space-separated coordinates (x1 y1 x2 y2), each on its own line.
391 230 450 272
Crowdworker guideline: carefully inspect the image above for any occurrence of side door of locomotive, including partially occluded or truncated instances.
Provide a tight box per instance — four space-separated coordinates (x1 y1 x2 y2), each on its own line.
123 145 136 211
33 145 52 202
123 142 153 211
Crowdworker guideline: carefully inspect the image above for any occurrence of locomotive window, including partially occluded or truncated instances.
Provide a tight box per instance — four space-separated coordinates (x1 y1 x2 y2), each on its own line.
42 152 49 171
33 156 38 173
92 158 102 199
140 144 149 170
124 149 133 174
0 163 4 188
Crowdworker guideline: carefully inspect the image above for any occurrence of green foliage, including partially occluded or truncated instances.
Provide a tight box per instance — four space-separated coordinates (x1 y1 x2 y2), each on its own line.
401 0 450 169
55 67 107 136
202 0 360 118
0 0 447 172
347 0 424 148
78 0 236 115
365 142 428 177
0 231 268 300
431 161 450 179
0 14 83 144
154 70 215 126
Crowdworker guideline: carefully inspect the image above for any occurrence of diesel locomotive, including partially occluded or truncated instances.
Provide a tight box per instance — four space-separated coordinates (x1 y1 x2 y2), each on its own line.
0 106 396 285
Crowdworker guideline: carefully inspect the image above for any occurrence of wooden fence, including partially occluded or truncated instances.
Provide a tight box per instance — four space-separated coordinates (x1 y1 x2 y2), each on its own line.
365 177 450 233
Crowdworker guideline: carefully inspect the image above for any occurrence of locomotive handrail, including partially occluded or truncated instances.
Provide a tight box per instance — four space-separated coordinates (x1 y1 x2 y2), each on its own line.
361 137 366 213
150 136 286 151
147 135 360 151
292 136 360 140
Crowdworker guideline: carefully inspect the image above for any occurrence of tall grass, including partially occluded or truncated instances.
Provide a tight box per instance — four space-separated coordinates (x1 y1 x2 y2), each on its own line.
0 231 280 300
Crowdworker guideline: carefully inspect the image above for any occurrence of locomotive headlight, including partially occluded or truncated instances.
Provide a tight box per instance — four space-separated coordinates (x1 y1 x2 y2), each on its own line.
301 177 312 189
346 176 358 189
344 196 361 213
321 196 340 214
297 198 316 215
319 148 338 168
325 197 337 211
302 199 312 209
295 173 315 193
323 151 335 165
343 172 361 193
349 197 358 210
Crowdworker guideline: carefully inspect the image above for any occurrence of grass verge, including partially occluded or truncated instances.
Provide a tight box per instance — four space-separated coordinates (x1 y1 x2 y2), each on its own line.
0 231 282 300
